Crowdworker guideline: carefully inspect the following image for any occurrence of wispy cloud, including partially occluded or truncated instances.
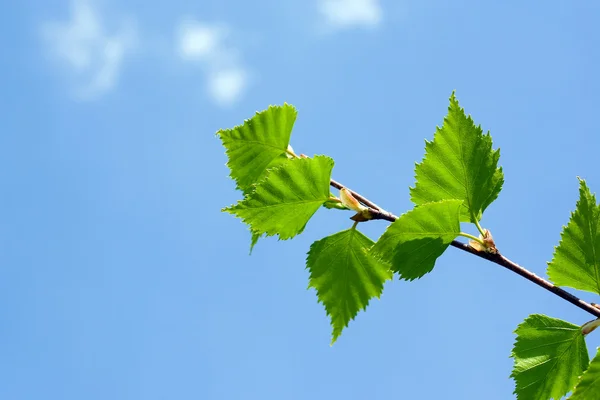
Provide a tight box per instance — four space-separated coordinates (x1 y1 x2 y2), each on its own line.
177 22 224 62
41 0 136 100
206 68 247 106
176 19 249 107
318 0 383 30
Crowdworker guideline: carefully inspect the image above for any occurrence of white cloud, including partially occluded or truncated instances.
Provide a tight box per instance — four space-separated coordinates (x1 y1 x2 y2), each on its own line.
318 0 382 29
41 0 136 100
207 68 247 107
177 22 222 61
176 19 249 107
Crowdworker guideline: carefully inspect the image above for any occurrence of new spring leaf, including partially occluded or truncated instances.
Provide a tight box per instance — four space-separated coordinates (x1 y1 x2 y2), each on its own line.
217 104 297 193
306 227 392 344
224 156 334 240
547 178 600 295
370 200 462 280
411 92 504 223
511 314 589 400
570 347 600 399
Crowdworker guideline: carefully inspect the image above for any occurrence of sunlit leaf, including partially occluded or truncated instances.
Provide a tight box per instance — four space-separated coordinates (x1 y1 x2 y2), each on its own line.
307 227 392 344
511 314 589 400
547 178 600 295
411 92 503 222
224 156 333 240
218 104 296 193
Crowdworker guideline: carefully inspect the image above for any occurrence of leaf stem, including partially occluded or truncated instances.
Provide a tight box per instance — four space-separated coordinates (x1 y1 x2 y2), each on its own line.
329 179 600 319
459 232 484 245
473 218 486 237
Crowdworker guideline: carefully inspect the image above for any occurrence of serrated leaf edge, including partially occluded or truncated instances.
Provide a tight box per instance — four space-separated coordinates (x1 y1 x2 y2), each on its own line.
222 155 334 241
216 103 298 192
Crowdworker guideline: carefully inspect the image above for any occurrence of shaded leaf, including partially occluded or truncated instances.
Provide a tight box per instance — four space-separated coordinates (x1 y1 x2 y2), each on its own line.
249 230 262 254
370 200 462 280
570 347 600 399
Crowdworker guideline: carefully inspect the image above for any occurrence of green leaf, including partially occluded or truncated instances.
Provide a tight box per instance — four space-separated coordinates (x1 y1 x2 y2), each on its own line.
217 104 297 193
370 200 462 280
224 156 333 240
306 227 392 344
511 314 589 400
410 92 504 223
323 198 348 210
570 347 600 400
547 178 600 295
249 230 262 254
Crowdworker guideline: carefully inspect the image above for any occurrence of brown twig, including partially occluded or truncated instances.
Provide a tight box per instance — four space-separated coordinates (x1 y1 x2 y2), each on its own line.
330 179 600 319
330 179 398 221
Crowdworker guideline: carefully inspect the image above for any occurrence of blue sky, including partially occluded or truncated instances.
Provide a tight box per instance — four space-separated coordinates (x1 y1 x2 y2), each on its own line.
1 0 599 399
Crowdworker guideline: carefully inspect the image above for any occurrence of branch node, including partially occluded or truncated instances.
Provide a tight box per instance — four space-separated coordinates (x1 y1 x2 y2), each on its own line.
329 178 600 319
468 229 498 254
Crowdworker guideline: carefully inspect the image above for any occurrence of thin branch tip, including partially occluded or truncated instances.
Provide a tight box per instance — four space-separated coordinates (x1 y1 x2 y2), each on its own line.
328 179 600 319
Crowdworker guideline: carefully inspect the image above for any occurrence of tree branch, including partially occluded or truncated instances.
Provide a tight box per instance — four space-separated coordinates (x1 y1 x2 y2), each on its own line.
330 180 600 319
